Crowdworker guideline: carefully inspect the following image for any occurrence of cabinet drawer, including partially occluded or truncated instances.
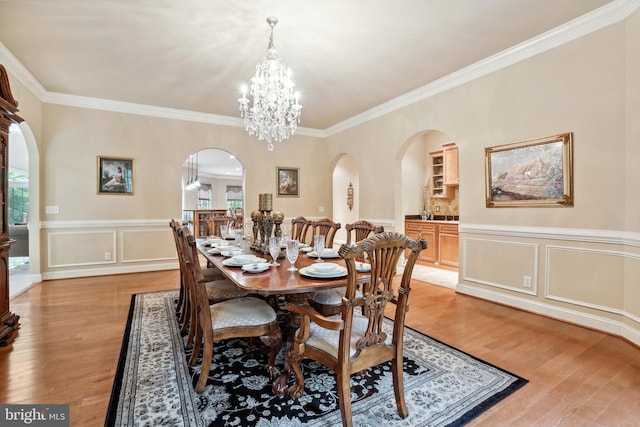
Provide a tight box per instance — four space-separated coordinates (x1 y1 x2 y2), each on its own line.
439 224 459 235
405 222 436 232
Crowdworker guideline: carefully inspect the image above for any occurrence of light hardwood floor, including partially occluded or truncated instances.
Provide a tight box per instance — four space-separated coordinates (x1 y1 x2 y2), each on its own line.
1 269 639 426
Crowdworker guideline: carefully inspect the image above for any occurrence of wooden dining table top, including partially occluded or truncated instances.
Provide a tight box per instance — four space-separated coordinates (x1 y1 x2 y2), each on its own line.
197 239 367 296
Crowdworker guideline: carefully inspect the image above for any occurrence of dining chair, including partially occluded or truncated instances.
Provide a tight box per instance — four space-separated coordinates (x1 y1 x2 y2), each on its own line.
345 220 384 245
310 220 384 316
170 219 226 318
285 232 428 427
183 232 282 393
310 217 341 247
177 224 248 350
291 216 311 244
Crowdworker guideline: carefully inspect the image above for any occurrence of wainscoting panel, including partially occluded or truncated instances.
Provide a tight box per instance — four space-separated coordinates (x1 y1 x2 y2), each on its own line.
121 229 176 263
462 237 538 296
546 245 624 314
48 230 116 268
459 223 640 346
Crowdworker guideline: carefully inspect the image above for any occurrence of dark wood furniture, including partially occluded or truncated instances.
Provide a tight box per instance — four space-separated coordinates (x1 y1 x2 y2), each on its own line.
197 239 369 396
345 220 384 245
185 231 281 393
0 65 21 346
309 217 341 247
286 232 428 427
291 216 311 245
182 209 228 237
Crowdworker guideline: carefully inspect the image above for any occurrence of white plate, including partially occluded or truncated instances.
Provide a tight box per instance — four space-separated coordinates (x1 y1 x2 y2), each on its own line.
299 265 347 279
355 262 371 272
300 247 313 253
222 257 267 267
307 250 340 259
221 250 244 257
241 262 271 273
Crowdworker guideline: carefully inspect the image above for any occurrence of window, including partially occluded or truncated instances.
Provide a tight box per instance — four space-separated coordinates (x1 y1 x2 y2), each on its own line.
8 170 29 225
226 185 243 211
197 184 212 209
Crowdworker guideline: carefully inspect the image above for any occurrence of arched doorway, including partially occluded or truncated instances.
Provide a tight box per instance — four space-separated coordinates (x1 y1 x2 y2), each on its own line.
8 122 41 297
181 149 244 236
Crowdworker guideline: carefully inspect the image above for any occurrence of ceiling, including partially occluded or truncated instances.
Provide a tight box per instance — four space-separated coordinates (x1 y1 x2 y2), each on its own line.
0 1 623 177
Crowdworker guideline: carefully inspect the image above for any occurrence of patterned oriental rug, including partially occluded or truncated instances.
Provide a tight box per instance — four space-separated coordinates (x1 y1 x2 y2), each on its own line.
105 291 527 426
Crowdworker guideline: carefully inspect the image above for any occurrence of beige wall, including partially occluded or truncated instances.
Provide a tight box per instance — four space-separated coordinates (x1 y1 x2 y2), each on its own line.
323 16 639 344
3 9 639 344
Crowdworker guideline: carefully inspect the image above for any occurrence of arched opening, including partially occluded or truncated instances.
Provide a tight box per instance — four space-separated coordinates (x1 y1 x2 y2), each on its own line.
331 153 358 244
396 129 459 288
8 122 41 297
181 148 244 237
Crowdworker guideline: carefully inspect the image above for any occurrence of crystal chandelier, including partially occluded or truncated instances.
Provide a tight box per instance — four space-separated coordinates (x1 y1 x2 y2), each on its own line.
239 17 302 151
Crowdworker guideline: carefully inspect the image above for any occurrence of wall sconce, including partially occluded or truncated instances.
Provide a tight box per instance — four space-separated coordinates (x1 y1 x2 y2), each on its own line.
347 182 354 211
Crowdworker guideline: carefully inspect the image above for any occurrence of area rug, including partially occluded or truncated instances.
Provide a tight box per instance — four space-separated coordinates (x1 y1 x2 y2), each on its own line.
105 291 527 426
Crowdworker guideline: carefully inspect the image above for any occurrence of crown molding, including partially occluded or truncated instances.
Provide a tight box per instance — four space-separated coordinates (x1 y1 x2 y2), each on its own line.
323 0 640 136
1 0 639 137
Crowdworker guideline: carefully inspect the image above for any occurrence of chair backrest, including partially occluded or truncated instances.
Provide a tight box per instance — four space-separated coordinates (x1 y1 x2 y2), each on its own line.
338 232 427 358
345 220 384 245
291 216 311 244
310 218 341 247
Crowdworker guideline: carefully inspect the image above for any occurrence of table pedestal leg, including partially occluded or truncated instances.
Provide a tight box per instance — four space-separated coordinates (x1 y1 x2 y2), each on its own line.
272 292 308 396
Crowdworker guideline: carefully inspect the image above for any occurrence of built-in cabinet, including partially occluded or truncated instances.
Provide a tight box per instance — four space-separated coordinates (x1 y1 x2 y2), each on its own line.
430 142 459 199
183 209 228 237
405 219 458 268
0 65 20 346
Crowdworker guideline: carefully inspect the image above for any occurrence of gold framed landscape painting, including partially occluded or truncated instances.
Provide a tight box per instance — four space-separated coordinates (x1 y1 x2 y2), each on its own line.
485 133 573 207
97 156 134 195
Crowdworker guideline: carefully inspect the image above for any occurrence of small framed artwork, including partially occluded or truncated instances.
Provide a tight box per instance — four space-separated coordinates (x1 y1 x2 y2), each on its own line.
485 132 573 207
97 156 134 195
276 167 299 197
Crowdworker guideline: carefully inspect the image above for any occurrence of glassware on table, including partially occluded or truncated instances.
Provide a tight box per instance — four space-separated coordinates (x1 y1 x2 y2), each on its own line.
286 239 300 271
269 236 281 266
220 224 228 238
313 234 325 263
234 229 243 248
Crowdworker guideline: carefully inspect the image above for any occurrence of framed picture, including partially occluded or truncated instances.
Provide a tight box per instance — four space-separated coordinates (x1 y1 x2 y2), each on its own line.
485 132 573 207
97 156 134 195
276 167 299 197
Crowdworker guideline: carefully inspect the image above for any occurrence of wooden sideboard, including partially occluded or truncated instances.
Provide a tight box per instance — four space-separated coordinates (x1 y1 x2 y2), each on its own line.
183 209 228 237
405 219 458 268
0 65 21 346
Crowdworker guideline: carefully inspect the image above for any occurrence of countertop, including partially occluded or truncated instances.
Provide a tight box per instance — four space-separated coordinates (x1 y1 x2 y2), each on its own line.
405 219 459 224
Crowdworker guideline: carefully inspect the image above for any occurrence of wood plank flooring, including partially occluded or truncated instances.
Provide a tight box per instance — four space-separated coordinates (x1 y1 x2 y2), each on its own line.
1 269 638 426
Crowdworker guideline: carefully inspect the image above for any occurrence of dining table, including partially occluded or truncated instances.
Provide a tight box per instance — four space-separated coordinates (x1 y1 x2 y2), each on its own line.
196 237 369 396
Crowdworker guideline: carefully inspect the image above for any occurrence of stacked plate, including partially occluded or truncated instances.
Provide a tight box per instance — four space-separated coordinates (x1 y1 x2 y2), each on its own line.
307 249 340 259
299 262 347 279
222 255 267 267
241 262 271 273
207 244 234 255
202 237 226 247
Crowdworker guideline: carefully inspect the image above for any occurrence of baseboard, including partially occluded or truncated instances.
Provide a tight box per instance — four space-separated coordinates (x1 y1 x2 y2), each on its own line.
41 262 179 281
456 283 640 347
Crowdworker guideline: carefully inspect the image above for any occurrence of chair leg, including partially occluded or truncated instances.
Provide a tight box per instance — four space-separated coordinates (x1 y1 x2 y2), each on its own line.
185 303 198 350
391 356 408 418
189 325 202 366
196 329 214 393
336 369 353 427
